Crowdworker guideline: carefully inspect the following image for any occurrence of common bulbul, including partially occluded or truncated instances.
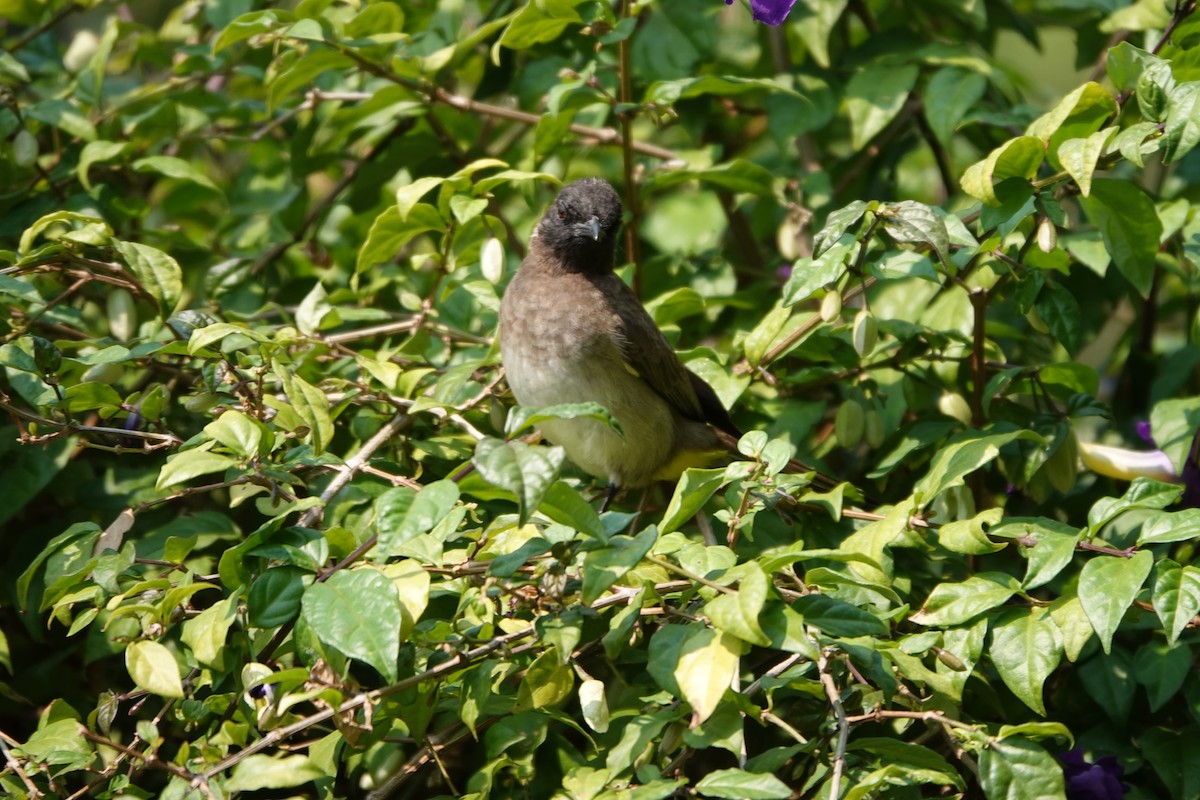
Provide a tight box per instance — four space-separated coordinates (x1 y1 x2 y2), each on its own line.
499 178 829 503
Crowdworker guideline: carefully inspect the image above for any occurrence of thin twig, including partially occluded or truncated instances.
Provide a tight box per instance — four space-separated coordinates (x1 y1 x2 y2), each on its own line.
209 582 667 779
0 731 42 798
817 640 849 799
286 88 683 163
250 118 416 276
7 1 84 51
297 410 411 528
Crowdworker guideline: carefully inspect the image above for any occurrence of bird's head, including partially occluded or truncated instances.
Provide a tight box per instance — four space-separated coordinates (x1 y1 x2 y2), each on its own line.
535 178 623 272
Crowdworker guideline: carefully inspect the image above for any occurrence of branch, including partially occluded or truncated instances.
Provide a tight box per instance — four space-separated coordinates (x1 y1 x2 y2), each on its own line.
0 731 41 798
291 88 683 163
431 88 681 163
817 640 849 798
297 410 411 528
208 581 674 780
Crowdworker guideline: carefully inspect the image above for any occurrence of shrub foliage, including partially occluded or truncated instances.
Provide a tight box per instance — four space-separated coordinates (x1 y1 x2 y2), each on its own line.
3 0 1200 798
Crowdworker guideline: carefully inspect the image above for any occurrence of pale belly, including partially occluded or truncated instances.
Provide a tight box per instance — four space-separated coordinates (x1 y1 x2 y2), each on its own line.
503 346 674 487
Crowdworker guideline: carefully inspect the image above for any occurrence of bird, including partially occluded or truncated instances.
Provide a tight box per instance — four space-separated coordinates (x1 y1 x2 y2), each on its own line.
499 177 832 509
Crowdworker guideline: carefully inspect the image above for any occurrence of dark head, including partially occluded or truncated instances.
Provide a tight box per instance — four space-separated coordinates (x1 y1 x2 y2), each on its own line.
535 178 623 272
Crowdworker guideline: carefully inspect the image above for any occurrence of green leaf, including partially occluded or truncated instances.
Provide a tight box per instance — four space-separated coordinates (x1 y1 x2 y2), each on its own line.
660 467 725 534
16 719 93 772
497 0 583 51
960 137 1044 206
295 281 336 335
18 210 109 255
181 595 238 668
937 507 1006 555
357 203 444 273
132 155 222 194
645 74 796 106
112 240 183 316
1151 396 1200 472
538 480 606 540
1133 639 1191 712
1138 62 1174 123
979 737 1067 800
156 449 238 490
1035 281 1082 354
248 567 307 627
1026 81 1117 149
26 98 96 141
990 608 1063 716
925 67 988 144
581 525 657 604
673 626 741 725
186 322 269 354
847 738 965 793
376 480 461 555
1017 527 1079 590
213 9 289 52
793 593 889 636
1139 507 1200 544
125 640 184 698
0 50 31 83
578 679 609 733
1078 550 1152 653
695 768 793 799
782 238 853 306
62 381 122 413
275 361 335 455
1141 725 1200 800
1163 81 1200 163
813 200 870 257
1079 178 1163 297
1106 41 1158 91
505 402 621 437
790 0 849 68
911 573 1020 627
77 140 129 192
1056 127 1116 197
1077 648 1135 722
227 754 326 791
514 647 574 712
1153 562 1200 644
648 160 778 196
1087 477 1182 535
396 176 447 220
1111 120 1160 167
846 63 919 151
878 200 950 267
204 409 267 459
301 568 401 683
473 437 563 524
914 428 1042 506
704 563 770 646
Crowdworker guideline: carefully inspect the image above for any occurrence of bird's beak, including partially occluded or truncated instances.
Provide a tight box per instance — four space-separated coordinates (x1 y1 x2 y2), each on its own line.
585 216 602 241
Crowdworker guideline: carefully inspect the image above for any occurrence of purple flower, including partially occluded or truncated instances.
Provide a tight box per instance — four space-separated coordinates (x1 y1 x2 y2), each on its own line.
1058 749 1126 800
725 0 798 26
1183 432 1200 508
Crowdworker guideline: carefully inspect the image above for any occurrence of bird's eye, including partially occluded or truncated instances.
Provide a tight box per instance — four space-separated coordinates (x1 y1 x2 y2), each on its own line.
557 208 566 221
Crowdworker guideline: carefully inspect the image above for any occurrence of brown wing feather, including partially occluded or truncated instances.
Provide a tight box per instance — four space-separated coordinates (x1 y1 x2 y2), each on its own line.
604 276 708 423
603 275 745 439
688 370 742 439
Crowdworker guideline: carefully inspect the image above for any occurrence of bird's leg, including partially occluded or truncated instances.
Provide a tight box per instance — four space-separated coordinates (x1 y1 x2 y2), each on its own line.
600 482 620 513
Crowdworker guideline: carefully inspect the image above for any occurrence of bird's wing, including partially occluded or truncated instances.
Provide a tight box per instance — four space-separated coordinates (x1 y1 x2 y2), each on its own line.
606 278 737 433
